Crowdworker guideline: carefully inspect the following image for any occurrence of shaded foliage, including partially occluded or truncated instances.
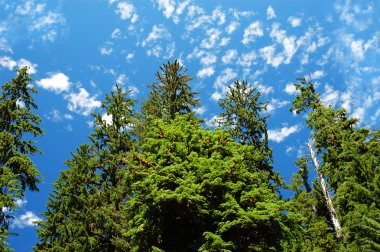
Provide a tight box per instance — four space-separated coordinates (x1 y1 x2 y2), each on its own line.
36 86 137 251
0 68 43 250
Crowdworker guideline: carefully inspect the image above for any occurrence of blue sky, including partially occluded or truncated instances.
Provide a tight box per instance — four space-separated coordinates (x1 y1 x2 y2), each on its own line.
0 0 379 250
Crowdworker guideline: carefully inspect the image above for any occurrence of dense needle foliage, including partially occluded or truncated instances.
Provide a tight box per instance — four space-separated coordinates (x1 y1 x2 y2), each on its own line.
0 62 377 251
0 68 43 250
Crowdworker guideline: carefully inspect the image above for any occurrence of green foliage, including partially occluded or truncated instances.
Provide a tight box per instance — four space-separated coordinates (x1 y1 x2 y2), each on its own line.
290 78 380 251
0 67 43 249
36 86 137 251
141 60 200 121
218 81 269 151
33 65 380 251
218 80 281 189
126 115 295 251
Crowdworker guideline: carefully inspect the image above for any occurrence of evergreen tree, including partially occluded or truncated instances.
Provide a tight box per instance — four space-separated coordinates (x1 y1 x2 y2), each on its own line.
218 80 279 186
218 81 270 154
288 158 339 251
36 86 137 251
0 67 43 250
290 78 380 251
141 60 200 121
126 114 297 251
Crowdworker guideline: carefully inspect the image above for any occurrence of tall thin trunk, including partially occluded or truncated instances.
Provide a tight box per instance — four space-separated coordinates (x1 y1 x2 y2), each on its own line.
308 140 342 239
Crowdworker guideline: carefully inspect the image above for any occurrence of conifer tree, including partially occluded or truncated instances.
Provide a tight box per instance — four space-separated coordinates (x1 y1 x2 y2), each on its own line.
36 86 137 251
218 81 270 153
141 60 200 121
288 158 339 251
218 81 279 186
290 78 380 250
126 114 297 251
0 67 43 249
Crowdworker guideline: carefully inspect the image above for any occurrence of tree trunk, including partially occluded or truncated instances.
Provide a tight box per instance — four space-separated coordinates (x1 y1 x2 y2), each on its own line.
308 140 342 239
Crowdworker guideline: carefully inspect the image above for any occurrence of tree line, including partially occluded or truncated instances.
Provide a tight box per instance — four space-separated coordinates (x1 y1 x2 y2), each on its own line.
0 62 379 251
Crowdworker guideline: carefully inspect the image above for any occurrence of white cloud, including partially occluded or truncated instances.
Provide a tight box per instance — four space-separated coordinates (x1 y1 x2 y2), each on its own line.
30 11 65 31
213 68 237 89
142 25 174 58
242 21 263 45
286 146 295 155
309 70 325 80
288 17 302 27
64 88 101 116
15 198 27 208
175 0 190 16
64 114 73 120
200 28 221 49
187 47 205 61
205 115 224 127
200 53 217 66
212 7 226 25
46 109 64 122
185 5 210 31
127 85 139 97
225 21 239 34
266 99 289 112
115 2 138 23
116 74 127 85
352 107 365 122
156 0 175 19
163 41 175 59
263 23 299 66
111 28 121 39
268 125 300 143
16 1 45 15
254 82 273 95
142 25 171 47
0 56 17 71
341 91 353 113
335 1 373 31
147 45 163 57
222 49 238 64
102 113 113 126
0 57 37 74
349 38 376 61
194 106 206 115
0 38 12 53
237 51 257 67
36 73 70 93
100 45 114 56
64 124 73 132
197 67 215 78
284 83 299 95
12 211 41 229
126 53 135 60
266 6 276 20
210 91 222 101
42 30 58 42
259 46 284 68
321 84 340 107
155 0 191 24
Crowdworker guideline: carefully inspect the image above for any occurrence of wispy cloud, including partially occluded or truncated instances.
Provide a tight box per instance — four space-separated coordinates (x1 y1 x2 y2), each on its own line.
242 21 263 45
64 88 101 116
114 1 138 23
266 6 276 20
12 211 41 229
197 67 215 78
268 125 300 143
0 57 37 74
